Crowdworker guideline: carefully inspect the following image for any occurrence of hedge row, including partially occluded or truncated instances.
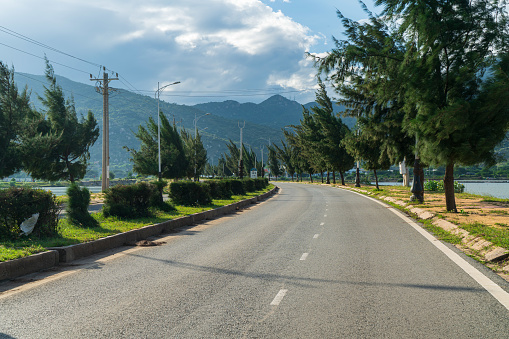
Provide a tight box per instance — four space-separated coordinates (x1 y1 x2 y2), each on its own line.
103 182 175 218
0 187 59 239
169 178 269 206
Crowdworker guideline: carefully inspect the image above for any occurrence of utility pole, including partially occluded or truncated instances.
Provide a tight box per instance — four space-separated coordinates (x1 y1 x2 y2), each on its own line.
90 67 118 192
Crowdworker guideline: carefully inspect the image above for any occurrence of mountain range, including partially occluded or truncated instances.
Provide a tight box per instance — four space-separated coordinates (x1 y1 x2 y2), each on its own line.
13 72 354 177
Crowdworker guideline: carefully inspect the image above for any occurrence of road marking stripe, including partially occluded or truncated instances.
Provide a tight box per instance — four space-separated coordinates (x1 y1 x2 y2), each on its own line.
300 253 309 261
320 222 325 226
347 190 509 311
270 289 288 306
324 214 327 217
313 234 320 239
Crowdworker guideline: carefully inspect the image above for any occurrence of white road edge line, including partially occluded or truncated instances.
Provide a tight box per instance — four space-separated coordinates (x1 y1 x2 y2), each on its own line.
347 189 509 311
300 253 309 261
313 234 320 239
320 222 325 226
270 289 288 306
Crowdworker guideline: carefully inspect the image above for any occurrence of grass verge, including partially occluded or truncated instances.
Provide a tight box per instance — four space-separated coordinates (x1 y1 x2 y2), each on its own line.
0 185 274 262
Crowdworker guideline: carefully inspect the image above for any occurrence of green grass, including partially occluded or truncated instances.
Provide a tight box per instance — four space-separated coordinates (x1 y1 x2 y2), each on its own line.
460 221 509 249
0 185 274 262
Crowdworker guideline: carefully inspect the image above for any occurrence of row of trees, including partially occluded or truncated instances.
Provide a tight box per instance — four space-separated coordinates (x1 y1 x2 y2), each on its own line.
0 59 99 182
204 140 282 180
304 0 509 212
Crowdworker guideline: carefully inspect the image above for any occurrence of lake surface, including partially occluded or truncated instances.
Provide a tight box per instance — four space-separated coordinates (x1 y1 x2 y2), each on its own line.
458 181 509 199
375 181 509 199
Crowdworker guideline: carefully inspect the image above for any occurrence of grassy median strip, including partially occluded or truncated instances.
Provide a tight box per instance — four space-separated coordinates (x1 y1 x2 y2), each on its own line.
0 185 274 262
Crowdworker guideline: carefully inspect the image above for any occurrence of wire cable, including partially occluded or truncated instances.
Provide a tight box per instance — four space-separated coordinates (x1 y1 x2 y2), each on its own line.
0 25 101 68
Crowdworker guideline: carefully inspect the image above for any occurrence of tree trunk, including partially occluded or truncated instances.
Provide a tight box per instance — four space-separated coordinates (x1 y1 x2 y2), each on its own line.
310 172 313 183
374 169 379 190
444 162 457 212
326 171 330 184
340 171 345 185
332 171 336 185
291 173 294 182
321 171 324 183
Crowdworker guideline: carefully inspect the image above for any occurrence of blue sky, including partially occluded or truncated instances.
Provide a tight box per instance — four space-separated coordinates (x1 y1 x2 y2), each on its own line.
0 0 379 105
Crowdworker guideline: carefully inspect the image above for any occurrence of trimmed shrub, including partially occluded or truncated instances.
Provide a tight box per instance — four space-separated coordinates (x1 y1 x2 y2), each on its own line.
103 182 159 218
423 180 465 193
207 180 232 200
242 178 256 193
67 183 98 227
169 181 212 206
254 177 269 190
230 179 245 195
0 187 59 239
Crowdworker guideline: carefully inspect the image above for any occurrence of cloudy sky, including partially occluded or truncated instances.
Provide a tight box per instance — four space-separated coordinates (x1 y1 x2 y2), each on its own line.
0 0 379 105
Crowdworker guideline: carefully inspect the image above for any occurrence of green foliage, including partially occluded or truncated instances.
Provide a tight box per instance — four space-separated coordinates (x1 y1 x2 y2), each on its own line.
103 182 160 218
169 181 212 206
317 1 509 211
267 145 281 179
181 129 207 180
423 180 465 193
66 183 98 227
127 112 188 180
0 62 34 178
254 177 269 190
22 59 99 182
230 179 246 195
0 187 59 239
309 80 355 180
207 180 233 200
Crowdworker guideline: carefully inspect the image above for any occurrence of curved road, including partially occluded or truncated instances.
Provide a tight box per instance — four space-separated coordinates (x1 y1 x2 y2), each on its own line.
1 183 509 338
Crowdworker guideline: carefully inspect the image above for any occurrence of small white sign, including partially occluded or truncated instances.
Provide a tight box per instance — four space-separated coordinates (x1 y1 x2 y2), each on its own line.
250 168 257 178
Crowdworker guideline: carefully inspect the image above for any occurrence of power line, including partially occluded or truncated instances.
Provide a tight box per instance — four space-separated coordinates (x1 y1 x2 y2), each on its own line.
0 42 91 74
0 25 101 68
0 25 139 94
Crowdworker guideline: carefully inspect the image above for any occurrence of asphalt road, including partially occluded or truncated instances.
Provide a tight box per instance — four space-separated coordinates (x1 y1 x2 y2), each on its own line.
1 183 509 338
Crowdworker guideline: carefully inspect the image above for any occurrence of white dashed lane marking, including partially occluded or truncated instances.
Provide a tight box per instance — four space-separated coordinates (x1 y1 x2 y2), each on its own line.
270 289 288 306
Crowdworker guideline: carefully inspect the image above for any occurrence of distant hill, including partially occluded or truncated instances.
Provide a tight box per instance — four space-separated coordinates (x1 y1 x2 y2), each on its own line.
13 73 319 177
195 94 357 130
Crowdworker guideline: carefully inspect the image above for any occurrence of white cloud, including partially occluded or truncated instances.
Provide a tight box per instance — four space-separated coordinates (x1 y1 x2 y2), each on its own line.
0 0 321 104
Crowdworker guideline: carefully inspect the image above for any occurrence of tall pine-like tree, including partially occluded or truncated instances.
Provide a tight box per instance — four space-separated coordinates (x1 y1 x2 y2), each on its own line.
127 112 188 180
23 60 99 182
0 63 34 178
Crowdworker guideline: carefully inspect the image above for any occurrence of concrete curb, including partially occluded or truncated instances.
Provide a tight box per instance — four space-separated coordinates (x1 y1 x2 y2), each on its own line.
337 186 509 269
0 186 279 281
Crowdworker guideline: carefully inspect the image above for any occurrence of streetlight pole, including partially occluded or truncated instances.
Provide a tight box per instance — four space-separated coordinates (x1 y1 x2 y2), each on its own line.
238 121 246 178
155 81 180 180
194 112 210 181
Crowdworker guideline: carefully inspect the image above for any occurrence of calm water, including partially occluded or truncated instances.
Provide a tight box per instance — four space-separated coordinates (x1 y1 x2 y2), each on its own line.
375 181 509 199
458 182 509 199
41 186 102 196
